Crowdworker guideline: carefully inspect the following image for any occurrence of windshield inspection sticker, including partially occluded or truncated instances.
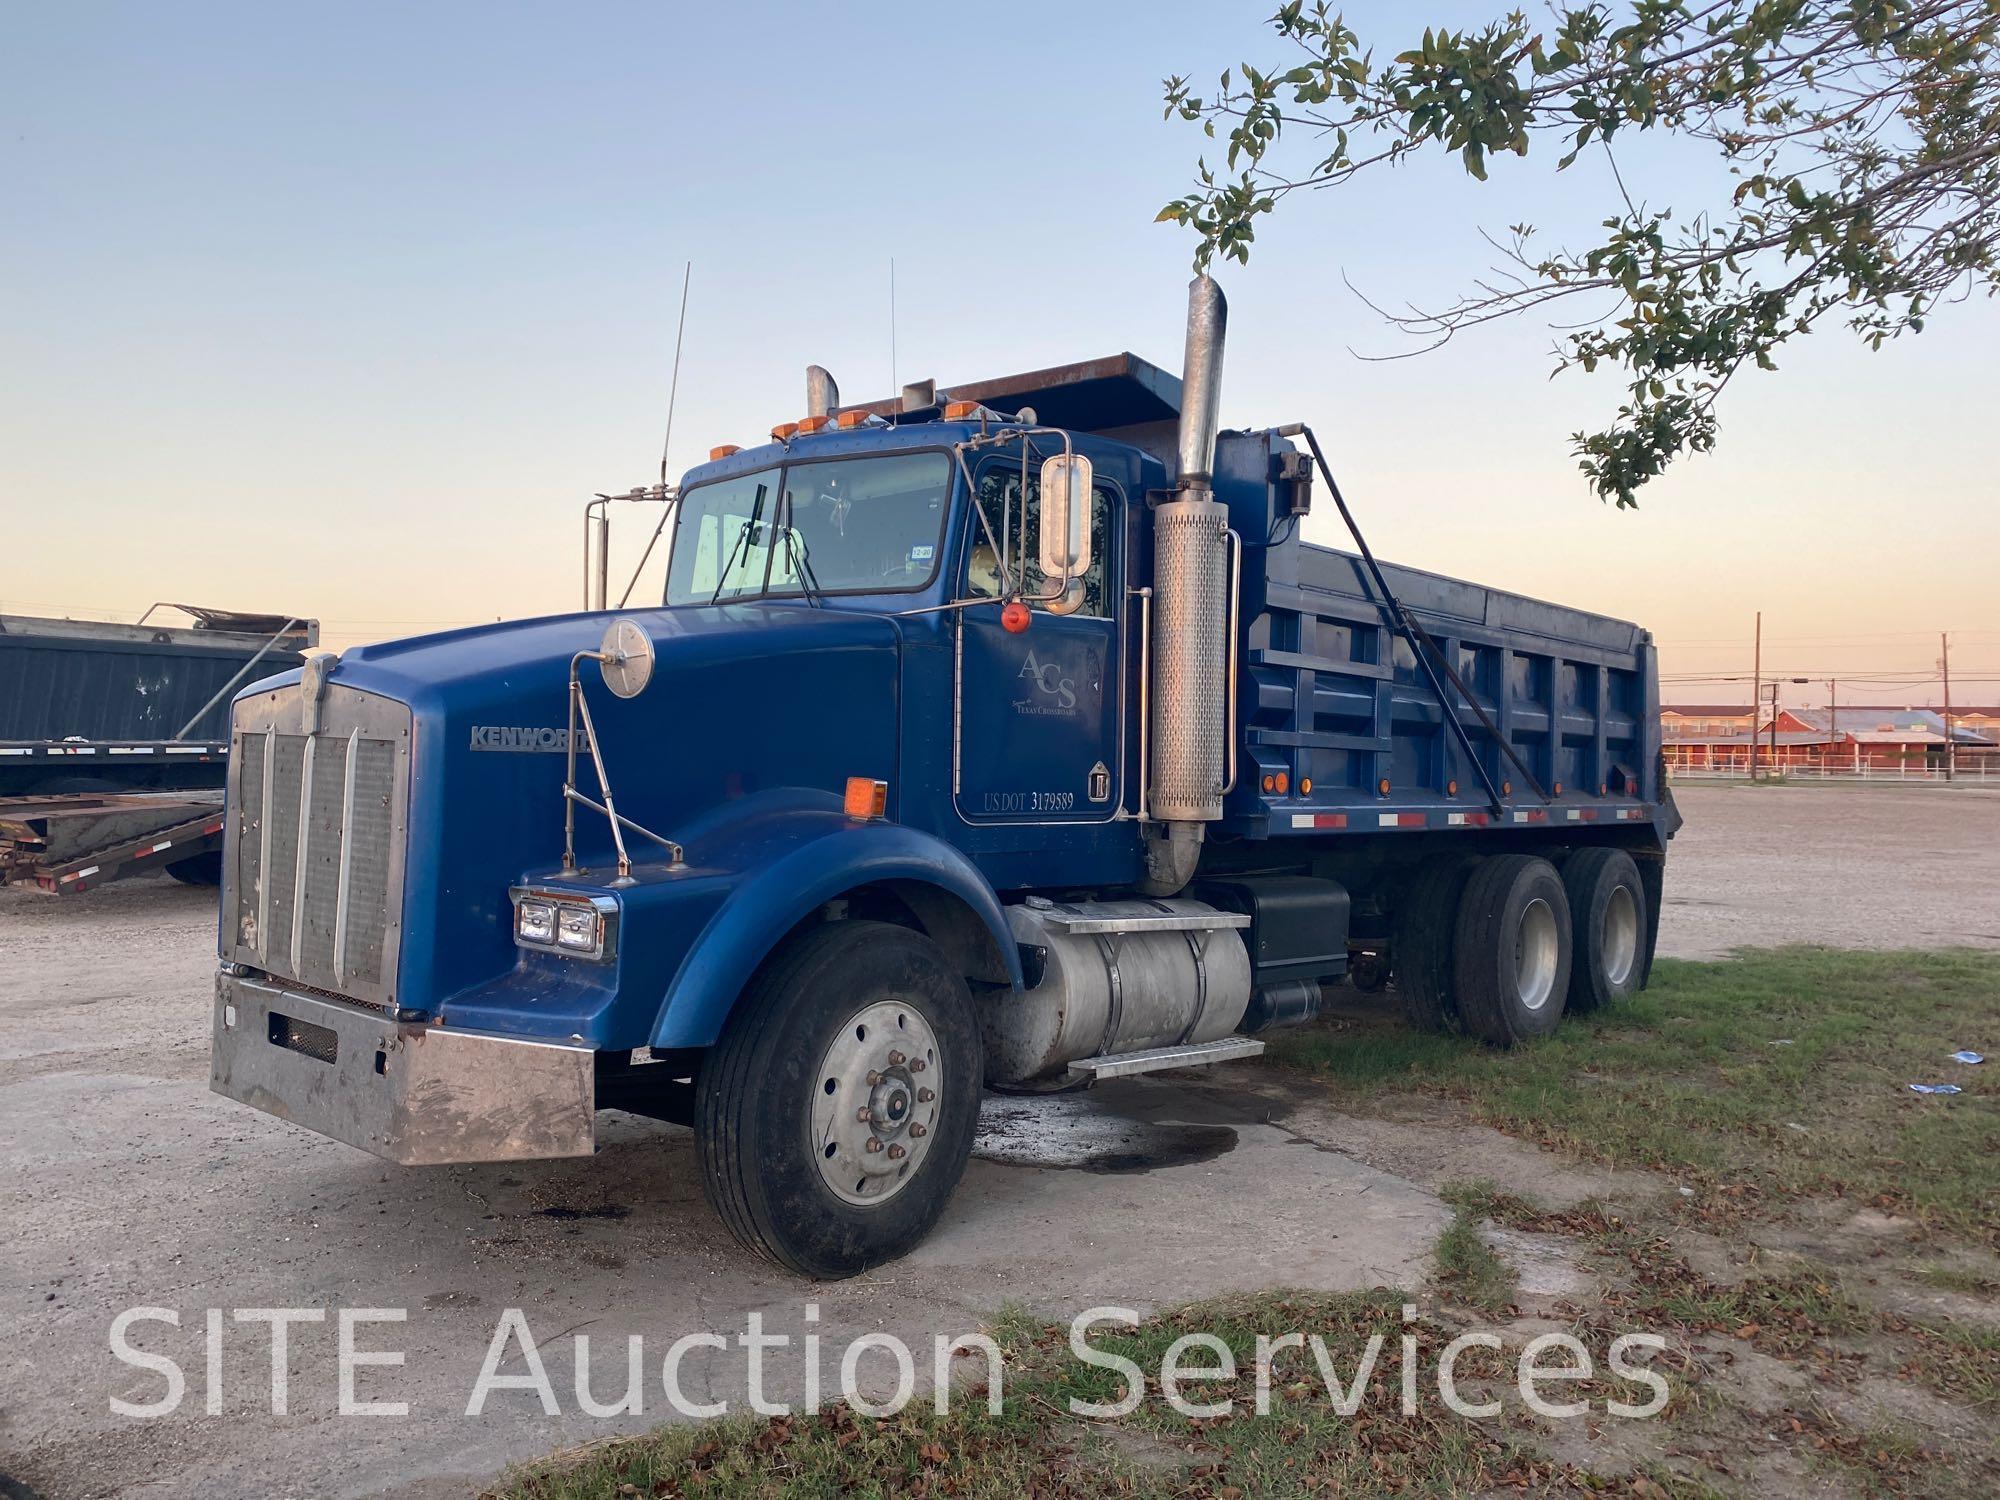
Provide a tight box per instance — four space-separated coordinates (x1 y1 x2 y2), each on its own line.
908 544 935 563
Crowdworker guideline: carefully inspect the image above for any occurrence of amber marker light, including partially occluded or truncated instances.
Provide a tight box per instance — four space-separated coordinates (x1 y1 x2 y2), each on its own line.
844 778 888 820
709 444 741 460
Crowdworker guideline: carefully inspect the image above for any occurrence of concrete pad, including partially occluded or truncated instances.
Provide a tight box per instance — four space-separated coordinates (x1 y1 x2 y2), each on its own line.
0 882 1447 1499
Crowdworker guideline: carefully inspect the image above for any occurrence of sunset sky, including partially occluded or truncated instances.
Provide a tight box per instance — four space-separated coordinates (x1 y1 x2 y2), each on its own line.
6 1 1995 711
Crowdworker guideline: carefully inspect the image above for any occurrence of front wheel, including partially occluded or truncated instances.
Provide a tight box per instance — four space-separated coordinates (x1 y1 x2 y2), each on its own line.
695 920 982 1279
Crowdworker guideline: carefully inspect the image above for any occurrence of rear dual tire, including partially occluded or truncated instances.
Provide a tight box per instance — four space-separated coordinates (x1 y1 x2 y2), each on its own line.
1454 854 1573 1046
1561 847 1648 1014
1394 856 1477 1032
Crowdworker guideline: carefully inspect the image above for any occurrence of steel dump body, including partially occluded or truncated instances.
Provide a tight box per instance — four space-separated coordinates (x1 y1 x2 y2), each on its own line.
1201 428 1661 847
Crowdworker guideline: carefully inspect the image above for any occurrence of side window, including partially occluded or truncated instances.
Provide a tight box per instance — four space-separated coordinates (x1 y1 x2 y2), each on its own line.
969 470 1114 616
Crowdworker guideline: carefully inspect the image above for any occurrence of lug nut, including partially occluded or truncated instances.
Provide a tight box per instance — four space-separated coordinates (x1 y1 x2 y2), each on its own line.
866 1070 883 1086
887 1050 906 1067
910 1059 926 1073
855 1106 873 1122
886 1144 906 1160
864 1137 884 1154
916 1088 934 1103
909 1123 927 1138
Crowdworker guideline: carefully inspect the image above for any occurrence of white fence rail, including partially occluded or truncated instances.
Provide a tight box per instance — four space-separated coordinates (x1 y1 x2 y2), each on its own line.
1666 760 2000 784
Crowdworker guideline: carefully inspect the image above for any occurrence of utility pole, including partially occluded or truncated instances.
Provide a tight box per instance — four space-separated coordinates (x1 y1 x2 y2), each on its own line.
1769 682 1781 770
1749 612 1762 780
1826 678 1839 774
1942 632 1955 782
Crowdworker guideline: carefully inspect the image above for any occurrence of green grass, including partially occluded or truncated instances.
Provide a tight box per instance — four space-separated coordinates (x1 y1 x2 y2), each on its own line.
1431 1180 1518 1315
482 1290 1591 1500
1269 948 2000 1243
1912 1264 2000 1297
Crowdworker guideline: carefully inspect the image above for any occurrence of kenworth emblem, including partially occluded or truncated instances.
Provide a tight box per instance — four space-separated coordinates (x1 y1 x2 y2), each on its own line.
469 725 587 753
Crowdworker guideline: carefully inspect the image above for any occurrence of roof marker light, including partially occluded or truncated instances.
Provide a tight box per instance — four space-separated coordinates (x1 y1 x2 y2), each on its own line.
798 414 834 434
836 410 872 429
709 444 742 461
771 421 800 442
943 401 982 421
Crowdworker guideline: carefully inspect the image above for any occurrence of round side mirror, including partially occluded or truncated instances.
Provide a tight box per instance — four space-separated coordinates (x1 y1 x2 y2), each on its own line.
598 618 655 698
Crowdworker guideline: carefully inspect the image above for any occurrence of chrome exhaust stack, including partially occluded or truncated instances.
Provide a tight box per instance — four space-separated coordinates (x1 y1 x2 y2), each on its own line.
805 365 840 419
1141 275 1235 896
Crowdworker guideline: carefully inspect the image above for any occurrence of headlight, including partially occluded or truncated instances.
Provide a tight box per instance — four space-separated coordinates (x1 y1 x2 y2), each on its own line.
516 900 556 945
510 889 616 961
556 905 600 953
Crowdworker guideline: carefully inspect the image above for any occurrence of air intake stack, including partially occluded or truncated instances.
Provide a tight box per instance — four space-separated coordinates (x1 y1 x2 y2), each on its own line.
1140 275 1233 895
805 365 840 419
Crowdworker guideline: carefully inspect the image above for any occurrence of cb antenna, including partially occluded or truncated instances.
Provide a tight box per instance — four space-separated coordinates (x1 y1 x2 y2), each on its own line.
613 263 692 609
659 261 692 487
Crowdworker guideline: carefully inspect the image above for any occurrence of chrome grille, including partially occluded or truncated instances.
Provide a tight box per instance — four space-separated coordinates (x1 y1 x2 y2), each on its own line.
225 683 410 1008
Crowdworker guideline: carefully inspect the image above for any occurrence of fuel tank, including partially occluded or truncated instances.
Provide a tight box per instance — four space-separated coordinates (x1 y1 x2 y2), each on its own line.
982 897 1253 1085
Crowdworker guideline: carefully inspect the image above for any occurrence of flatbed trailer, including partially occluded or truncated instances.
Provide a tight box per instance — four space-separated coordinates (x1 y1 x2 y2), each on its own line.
0 790 227 894
0 605 313 892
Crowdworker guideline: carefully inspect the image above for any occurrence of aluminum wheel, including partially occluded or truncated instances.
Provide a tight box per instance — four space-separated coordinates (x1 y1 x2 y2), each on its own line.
1601 884 1640 988
809 999 942 1207
1514 897 1560 1012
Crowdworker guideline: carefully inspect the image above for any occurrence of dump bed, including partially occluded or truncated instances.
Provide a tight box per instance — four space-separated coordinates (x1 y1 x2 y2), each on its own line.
1212 430 1662 843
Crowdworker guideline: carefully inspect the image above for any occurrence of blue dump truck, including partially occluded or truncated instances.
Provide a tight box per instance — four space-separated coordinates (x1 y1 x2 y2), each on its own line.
211 279 1676 1278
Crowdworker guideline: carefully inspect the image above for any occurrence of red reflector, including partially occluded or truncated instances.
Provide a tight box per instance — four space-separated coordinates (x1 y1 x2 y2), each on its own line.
1579 809 1599 821
1315 813 1347 829
1397 813 1427 827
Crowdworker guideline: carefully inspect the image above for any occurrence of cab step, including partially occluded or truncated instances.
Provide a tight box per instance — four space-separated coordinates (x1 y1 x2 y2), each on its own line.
1066 1036 1265 1081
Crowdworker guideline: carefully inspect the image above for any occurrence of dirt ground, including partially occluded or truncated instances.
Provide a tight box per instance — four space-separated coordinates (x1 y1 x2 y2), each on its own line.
1661 782 2000 957
1 782 1995 1499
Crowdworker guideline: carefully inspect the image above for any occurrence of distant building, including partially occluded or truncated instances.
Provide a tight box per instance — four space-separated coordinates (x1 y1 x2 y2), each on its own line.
1660 704 1755 740
1660 702 1996 773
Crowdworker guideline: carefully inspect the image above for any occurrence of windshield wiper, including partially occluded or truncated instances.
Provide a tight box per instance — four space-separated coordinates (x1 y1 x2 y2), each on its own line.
707 484 769 605
781 526 825 606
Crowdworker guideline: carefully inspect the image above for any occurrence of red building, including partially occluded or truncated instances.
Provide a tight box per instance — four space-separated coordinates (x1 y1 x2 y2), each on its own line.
1661 704 1996 775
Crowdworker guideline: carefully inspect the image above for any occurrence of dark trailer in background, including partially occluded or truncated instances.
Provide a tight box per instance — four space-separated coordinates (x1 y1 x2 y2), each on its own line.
1 605 317 893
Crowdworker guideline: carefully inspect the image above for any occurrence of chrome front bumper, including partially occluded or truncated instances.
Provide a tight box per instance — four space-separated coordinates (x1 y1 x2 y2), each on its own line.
210 972 595 1165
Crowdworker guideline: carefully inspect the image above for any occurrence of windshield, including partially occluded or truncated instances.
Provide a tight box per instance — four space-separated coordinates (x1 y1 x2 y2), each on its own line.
664 451 951 605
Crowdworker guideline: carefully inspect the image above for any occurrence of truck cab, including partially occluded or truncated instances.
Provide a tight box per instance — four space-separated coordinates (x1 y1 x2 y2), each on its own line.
211 280 1673 1278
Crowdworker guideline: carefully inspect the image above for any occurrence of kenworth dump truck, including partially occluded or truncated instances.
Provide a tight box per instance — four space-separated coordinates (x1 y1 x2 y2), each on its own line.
211 279 1675 1279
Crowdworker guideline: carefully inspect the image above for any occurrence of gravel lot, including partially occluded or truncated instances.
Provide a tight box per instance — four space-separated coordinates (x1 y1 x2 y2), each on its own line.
1659 782 2000 958
1 781 1995 1498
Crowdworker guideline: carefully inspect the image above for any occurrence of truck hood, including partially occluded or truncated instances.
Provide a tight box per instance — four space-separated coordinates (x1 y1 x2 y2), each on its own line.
238 602 904 1011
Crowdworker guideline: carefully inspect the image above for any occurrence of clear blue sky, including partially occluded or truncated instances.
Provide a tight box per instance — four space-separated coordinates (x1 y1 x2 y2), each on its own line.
5 2 1995 704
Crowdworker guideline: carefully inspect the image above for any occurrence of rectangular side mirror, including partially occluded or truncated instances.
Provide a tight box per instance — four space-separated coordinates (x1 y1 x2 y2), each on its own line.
1037 453 1093 585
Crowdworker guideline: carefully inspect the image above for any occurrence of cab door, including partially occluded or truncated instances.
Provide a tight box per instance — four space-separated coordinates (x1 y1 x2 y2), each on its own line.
954 460 1123 824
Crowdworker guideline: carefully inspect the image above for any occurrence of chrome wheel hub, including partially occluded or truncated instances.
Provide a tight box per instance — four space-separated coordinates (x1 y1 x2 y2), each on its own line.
810 1000 941 1206
1515 897 1560 1012
1602 885 1639 987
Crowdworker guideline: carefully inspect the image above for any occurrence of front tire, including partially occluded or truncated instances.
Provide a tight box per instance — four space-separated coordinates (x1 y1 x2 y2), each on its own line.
696 920 982 1280
1453 855 1572 1047
1561 848 1647 1013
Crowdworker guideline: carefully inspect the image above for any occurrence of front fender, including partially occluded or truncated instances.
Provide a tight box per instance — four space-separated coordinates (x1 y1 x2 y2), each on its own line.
647 804 1023 1050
